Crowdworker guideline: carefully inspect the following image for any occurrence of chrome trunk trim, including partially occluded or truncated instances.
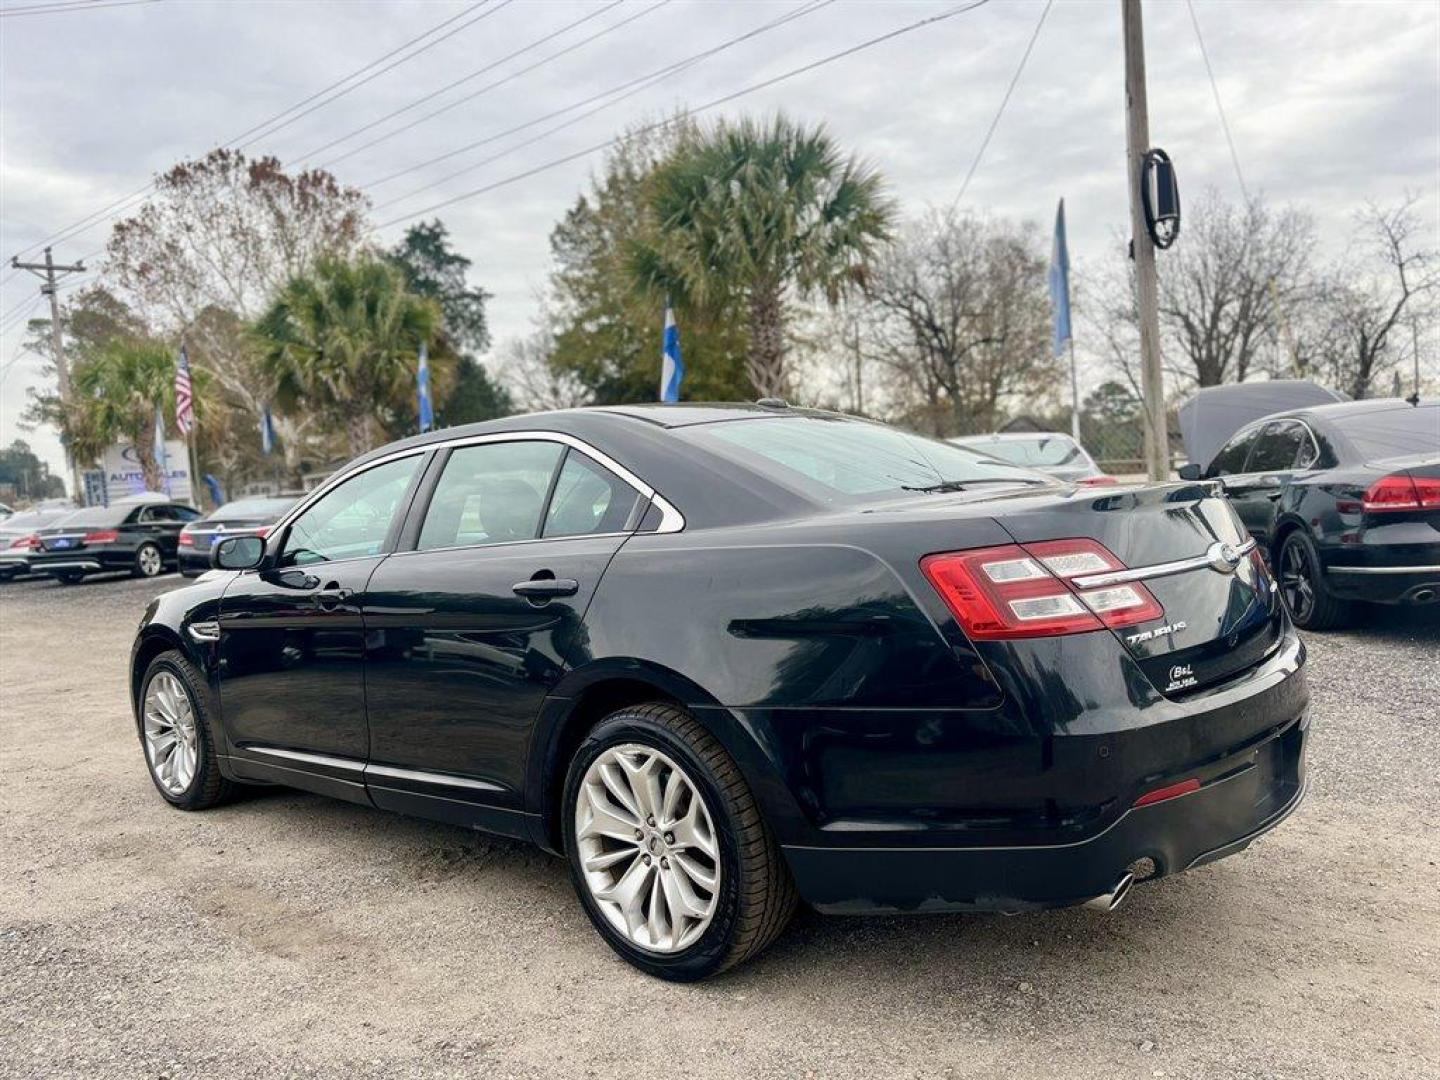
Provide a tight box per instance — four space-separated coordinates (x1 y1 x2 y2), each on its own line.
1073 537 1257 590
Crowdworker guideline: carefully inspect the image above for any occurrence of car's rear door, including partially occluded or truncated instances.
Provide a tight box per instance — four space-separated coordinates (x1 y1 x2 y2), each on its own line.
360 437 645 836
217 453 426 803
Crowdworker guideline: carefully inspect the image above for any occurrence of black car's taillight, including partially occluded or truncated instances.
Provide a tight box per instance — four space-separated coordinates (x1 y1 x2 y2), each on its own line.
921 539 1163 641
1361 473 1440 512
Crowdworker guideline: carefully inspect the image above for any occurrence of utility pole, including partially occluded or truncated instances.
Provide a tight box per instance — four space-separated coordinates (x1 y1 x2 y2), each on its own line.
1121 0 1170 481
11 247 86 501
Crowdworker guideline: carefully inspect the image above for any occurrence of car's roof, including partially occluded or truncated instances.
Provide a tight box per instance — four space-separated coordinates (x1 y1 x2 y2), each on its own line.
1284 398 1435 423
951 432 1075 443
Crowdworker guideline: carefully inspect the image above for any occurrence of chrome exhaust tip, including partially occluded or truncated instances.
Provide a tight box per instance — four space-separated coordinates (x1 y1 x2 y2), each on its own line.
1083 871 1136 913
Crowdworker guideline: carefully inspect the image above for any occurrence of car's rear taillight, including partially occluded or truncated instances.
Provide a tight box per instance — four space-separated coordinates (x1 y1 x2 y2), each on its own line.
84 529 120 544
178 530 196 548
9 533 38 550
1362 473 1440 512
921 539 1163 640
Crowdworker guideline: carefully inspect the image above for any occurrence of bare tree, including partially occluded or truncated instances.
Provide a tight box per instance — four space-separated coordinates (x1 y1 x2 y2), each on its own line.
496 324 591 414
859 210 1055 436
1297 196 1437 399
105 149 370 468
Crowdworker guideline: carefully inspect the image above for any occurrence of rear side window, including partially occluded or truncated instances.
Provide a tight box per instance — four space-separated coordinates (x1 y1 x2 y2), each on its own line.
280 456 421 566
1247 422 1306 473
417 441 563 551
1209 428 1258 476
543 452 642 538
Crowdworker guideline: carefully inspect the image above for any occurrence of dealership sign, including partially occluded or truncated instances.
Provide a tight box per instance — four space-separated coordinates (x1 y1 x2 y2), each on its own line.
100 441 192 503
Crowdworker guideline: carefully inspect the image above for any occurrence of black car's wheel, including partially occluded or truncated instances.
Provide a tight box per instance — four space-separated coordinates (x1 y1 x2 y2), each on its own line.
133 542 165 578
562 702 797 981
54 571 85 585
138 650 233 809
1278 530 1350 630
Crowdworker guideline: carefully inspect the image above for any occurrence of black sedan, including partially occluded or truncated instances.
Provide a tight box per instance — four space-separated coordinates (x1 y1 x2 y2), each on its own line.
177 495 301 577
130 404 1308 979
1179 399 1439 629
31 498 200 583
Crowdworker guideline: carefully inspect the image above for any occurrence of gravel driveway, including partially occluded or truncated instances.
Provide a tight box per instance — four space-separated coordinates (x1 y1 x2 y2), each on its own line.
2 573 1437 1080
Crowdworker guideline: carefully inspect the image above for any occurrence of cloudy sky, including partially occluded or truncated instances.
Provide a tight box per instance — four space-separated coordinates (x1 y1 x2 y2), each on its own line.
2 0 1437 485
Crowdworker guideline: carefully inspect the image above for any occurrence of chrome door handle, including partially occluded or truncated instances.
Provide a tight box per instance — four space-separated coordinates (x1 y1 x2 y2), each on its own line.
511 578 579 599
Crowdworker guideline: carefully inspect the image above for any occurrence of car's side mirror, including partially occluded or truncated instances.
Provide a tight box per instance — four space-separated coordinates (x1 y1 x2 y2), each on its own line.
212 535 266 571
1177 463 1203 481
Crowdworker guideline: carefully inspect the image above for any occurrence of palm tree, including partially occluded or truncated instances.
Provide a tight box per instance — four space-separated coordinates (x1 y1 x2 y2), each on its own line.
633 115 893 398
254 257 440 457
71 340 177 491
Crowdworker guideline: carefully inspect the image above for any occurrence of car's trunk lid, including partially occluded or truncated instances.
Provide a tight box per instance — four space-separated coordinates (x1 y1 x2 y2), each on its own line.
36 527 95 553
989 482 1284 697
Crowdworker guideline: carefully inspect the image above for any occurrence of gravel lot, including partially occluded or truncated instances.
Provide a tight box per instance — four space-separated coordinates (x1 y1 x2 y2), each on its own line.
2 572 1437 1080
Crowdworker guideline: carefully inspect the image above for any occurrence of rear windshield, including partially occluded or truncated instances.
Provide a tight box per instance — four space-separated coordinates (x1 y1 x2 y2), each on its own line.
209 497 297 520
683 415 1048 503
970 436 1088 468
1332 405 1440 460
57 504 130 527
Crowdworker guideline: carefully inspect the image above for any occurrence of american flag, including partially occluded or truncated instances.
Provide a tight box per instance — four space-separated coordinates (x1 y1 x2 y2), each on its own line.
175 344 194 435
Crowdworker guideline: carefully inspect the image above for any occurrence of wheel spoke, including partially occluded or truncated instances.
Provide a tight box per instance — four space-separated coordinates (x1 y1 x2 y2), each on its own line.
671 850 717 893
577 792 641 843
598 761 642 821
671 797 717 860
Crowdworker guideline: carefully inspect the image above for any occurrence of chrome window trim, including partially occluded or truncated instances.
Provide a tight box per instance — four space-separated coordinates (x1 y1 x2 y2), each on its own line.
1073 537 1257 590
365 763 505 793
386 529 635 561
267 431 683 558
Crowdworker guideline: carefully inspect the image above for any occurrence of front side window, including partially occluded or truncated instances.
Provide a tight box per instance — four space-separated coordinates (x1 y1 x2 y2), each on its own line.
417 441 563 551
1209 428 1259 477
280 455 421 566
543 452 642 538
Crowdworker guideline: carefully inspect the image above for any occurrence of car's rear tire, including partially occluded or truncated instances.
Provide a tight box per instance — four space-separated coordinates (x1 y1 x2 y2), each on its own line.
562 702 798 981
1278 530 1350 630
138 650 234 810
133 542 164 578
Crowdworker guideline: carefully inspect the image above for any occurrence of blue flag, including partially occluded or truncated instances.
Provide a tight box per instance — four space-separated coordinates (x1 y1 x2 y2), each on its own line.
1048 198 1072 358
260 406 276 456
417 341 435 432
660 300 683 403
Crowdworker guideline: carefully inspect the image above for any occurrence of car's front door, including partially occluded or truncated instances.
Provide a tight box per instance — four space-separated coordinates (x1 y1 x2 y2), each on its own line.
217 453 425 803
1225 421 1309 547
360 438 645 836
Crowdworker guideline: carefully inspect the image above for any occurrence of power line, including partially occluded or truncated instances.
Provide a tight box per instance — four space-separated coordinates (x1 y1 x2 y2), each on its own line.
377 0 992 231
0 0 160 18
950 0 1051 213
298 0 645 170
6 1 496 263
235 0 515 153
367 0 836 203
1186 0 1249 202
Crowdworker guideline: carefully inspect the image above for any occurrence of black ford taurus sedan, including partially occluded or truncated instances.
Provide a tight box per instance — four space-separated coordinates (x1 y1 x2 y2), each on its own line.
1179 398 1439 629
130 404 1309 979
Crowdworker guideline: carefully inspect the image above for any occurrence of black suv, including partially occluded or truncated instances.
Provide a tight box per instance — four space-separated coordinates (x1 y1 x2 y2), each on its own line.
32 499 200 583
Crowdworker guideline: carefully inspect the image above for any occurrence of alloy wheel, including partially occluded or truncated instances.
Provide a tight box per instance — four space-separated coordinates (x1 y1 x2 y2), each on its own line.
143 670 198 795
1279 539 1315 623
137 544 163 577
574 743 720 954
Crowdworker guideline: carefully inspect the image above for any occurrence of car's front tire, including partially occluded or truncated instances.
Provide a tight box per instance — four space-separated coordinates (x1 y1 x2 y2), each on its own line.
133 542 165 578
1278 530 1351 630
562 702 797 981
138 650 233 810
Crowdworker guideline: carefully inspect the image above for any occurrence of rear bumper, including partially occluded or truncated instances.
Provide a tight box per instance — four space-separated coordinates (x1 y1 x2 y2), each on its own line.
1325 563 1440 604
785 713 1308 913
